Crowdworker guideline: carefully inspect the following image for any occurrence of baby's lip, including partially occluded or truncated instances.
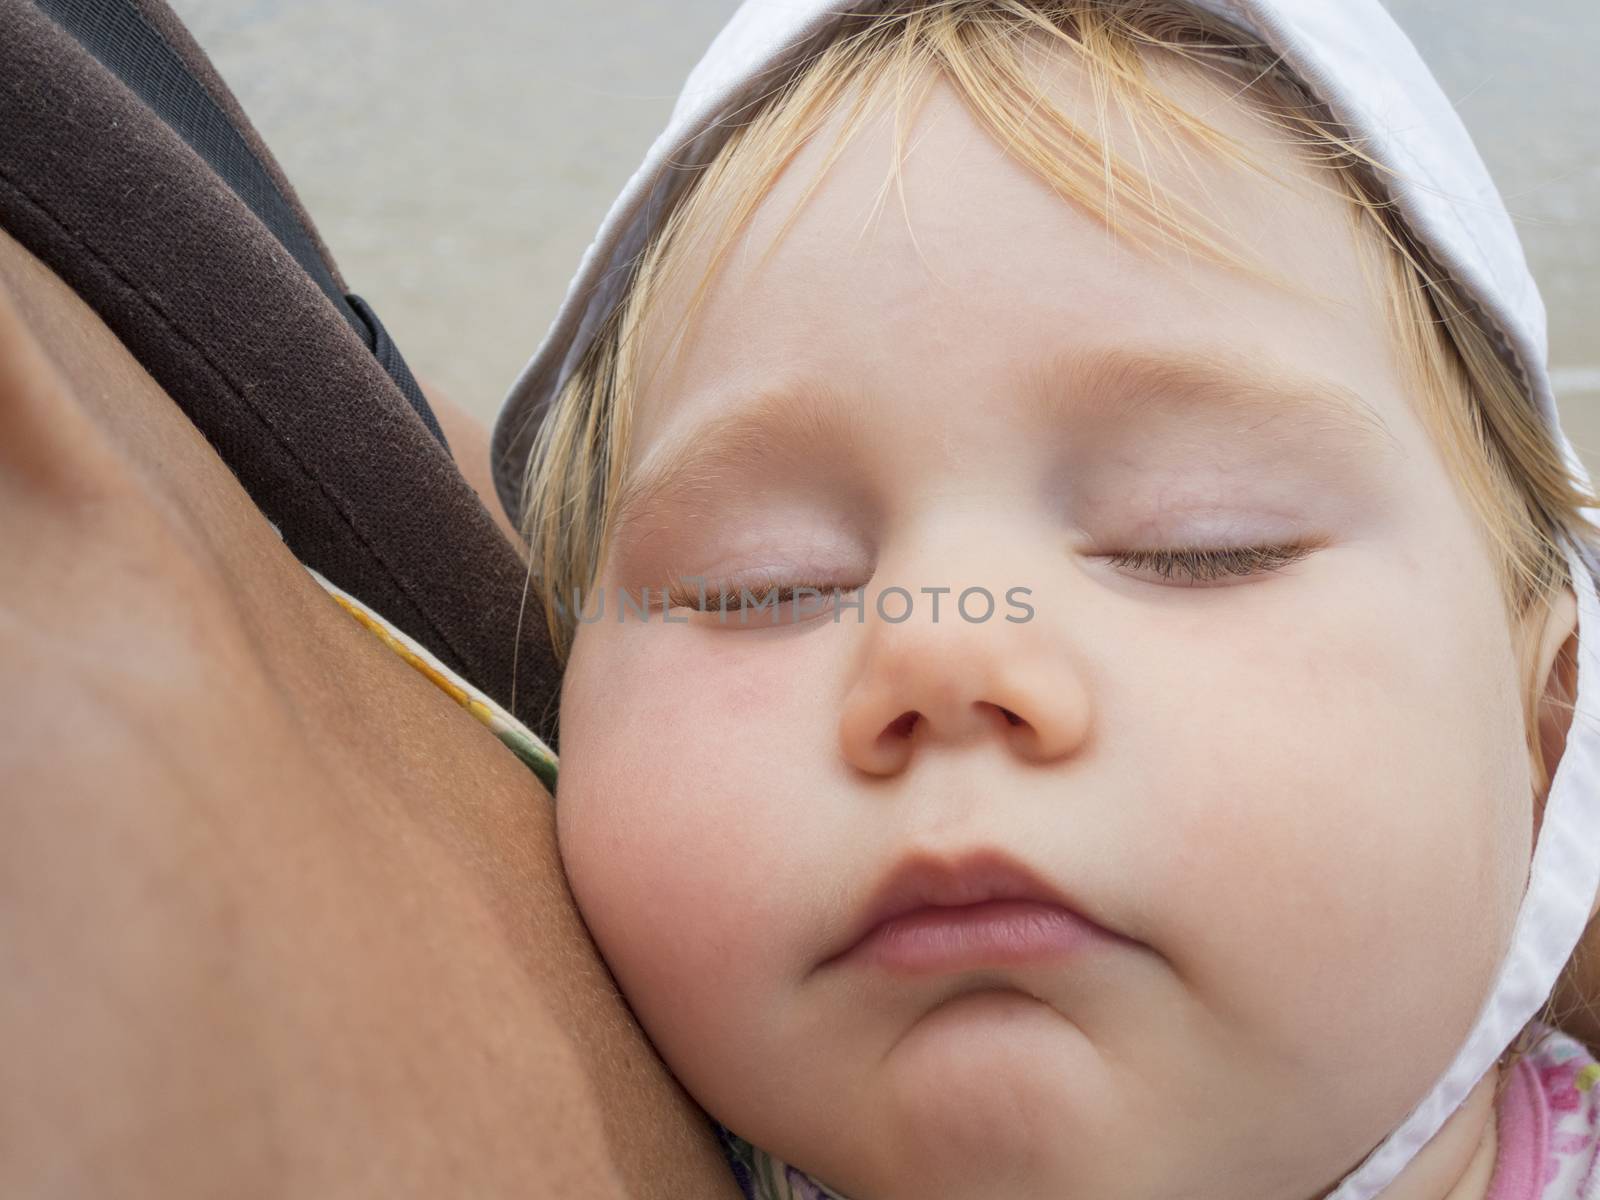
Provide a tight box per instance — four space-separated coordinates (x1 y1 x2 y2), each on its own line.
816 847 1122 970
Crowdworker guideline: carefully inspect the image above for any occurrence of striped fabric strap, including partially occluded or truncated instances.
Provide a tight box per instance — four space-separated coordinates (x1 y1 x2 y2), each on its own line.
304 565 560 796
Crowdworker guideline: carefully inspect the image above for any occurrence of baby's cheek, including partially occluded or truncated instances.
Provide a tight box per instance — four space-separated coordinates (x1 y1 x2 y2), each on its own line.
1147 568 1525 1125
555 630 819 1116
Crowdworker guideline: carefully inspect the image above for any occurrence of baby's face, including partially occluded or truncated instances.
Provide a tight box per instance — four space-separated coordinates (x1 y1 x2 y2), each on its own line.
555 54 1536 1200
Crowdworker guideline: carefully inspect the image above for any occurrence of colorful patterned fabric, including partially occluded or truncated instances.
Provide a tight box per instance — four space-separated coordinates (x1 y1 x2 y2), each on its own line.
716 1126 854 1200
1490 1022 1600 1199
306 566 559 795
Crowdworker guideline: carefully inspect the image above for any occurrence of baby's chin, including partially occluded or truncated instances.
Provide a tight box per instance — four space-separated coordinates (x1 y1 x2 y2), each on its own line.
788 989 1131 1200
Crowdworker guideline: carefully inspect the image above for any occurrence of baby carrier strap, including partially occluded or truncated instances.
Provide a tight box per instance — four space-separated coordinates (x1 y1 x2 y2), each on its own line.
0 0 563 748
32 0 443 444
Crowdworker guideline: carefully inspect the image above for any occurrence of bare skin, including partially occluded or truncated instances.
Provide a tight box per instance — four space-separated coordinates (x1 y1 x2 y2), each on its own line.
0 225 739 1199
0 210 1596 1197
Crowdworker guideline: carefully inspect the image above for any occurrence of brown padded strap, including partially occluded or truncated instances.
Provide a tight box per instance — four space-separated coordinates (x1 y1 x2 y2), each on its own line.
123 0 352 298
0 0 564 747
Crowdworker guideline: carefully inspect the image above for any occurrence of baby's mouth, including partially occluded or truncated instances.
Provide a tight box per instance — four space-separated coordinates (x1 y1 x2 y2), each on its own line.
827 897 1112 975
817 847 1126 975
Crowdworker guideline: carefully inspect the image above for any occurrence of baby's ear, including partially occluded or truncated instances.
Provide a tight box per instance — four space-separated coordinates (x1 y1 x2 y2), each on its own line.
1530 583 1581 849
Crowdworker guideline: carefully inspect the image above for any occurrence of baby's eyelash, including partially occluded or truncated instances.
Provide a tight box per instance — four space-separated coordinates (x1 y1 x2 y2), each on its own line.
1105 541 1317 584
661 541 1318 612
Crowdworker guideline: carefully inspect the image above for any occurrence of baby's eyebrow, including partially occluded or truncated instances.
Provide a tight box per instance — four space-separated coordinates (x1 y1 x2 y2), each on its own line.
1028 345 1403 463
609 346 1401 543
610 377 867 544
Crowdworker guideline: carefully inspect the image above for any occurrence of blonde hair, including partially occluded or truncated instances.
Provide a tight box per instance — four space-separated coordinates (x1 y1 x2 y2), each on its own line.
520 0 1600 1083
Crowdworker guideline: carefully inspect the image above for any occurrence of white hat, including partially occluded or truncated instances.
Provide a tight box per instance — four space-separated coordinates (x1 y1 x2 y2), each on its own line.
492 3 1600 1196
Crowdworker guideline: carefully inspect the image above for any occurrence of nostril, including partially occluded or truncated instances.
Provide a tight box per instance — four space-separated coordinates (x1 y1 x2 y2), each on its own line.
887 711 920 739
1000 706 1022 726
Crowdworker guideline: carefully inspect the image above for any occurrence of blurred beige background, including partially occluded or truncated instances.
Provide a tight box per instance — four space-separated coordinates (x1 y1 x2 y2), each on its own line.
170 0 1598 463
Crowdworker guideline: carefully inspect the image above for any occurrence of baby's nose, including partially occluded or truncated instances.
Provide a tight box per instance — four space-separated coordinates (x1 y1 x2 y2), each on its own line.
837 601 1091 776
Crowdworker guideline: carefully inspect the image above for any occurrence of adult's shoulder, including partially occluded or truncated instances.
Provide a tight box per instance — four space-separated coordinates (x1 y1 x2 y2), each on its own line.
0 226 738 1199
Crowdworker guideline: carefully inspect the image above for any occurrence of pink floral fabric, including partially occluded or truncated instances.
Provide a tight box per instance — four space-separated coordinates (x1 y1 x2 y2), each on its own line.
1489 1022 1600 1199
